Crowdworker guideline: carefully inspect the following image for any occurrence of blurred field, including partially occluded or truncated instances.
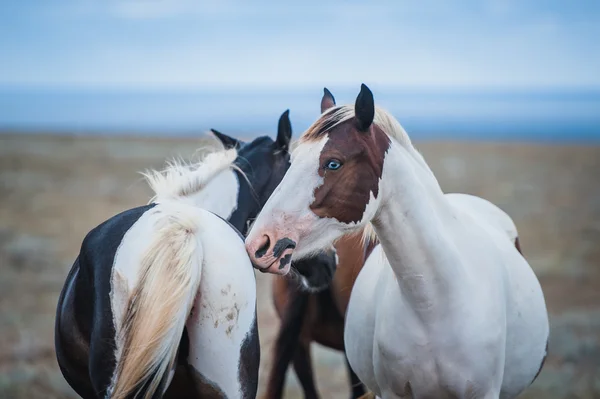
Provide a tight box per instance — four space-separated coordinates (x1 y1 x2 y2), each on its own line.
0 133 599 398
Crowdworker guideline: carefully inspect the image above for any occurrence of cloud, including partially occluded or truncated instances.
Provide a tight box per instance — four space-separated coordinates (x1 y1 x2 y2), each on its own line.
1 0 599 88
109 0 235 20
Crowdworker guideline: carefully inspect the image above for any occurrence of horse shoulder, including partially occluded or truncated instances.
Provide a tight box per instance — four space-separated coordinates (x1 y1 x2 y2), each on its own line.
345 244 387 396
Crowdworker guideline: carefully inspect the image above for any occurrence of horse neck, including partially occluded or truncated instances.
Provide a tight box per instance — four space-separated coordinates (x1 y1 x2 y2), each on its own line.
171 168 241 221
372 141 462 311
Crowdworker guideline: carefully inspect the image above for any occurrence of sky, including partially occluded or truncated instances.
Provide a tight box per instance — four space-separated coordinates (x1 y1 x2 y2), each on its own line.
1 0 599 90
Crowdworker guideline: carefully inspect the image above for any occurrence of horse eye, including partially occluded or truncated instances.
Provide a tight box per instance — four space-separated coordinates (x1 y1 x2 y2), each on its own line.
325 159 342 170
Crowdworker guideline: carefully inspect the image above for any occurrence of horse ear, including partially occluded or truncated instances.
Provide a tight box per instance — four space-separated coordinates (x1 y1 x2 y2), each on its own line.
210 129 242 150
276 109 292 151
321 87 336 113
354 83 374 131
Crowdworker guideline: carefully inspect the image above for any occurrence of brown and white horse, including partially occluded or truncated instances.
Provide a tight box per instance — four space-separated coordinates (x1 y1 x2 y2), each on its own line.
264 90 529 399
264 89 377 399
246 85 549 399
266 228 377 399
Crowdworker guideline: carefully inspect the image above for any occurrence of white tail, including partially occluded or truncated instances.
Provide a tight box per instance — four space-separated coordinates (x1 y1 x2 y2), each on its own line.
110 206 203 399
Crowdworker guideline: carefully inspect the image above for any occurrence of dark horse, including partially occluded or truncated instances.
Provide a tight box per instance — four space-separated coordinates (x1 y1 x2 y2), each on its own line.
262 90 371 399
54 111 335 398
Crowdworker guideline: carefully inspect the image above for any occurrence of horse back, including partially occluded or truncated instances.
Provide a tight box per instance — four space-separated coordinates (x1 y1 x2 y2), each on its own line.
55 204 157 397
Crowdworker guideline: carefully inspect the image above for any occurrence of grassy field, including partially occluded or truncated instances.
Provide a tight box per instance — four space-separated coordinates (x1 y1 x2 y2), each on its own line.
0 133 599 398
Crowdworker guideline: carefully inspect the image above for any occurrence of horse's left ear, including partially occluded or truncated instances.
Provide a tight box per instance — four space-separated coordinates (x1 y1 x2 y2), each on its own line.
321 87 336 113
276 109 292 151
210 129 242 150
354 83 375 131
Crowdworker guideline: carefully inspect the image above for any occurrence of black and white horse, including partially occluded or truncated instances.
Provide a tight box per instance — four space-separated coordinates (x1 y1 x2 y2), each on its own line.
55 111 304 399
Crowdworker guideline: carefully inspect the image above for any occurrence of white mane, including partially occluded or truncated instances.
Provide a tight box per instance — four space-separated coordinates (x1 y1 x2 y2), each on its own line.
142 147 239 203
373 107 432 173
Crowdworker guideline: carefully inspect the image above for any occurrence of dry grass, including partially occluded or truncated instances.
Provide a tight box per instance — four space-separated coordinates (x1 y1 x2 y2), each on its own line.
0 134 599 398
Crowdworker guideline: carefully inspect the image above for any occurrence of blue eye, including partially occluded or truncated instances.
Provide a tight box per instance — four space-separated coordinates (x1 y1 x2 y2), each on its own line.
325 159 342 170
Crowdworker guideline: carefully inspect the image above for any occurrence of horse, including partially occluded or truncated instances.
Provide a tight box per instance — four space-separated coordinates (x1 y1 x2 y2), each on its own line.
264 89 528 399
246 84 550 398
266 228 376 399
54 111 295 399
264 90 375 399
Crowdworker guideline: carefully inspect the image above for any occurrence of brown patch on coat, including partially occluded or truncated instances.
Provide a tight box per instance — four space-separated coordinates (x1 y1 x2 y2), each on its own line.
331 230 379 316
163 364 227 399
267 227 377 397
310 120 390 224
225 325 233 336
225 303 240 322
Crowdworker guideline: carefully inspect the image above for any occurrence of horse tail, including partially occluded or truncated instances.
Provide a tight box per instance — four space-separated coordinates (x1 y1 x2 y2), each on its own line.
110 207 203 399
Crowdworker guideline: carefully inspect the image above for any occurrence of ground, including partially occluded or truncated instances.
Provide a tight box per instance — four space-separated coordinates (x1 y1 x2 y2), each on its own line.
0 134 599 398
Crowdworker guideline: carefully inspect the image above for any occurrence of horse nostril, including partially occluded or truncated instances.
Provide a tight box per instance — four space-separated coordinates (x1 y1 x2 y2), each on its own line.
255 235 271 259
272 238 297 258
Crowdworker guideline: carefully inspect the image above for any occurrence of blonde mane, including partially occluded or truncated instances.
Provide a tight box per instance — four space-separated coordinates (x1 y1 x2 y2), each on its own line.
360 222 378 247
300 105 413 149
299 104 433 178
142 147 240 203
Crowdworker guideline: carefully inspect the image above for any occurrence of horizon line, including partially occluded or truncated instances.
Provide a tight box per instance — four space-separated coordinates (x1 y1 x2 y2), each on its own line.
2 83 600 93
2 128 600 146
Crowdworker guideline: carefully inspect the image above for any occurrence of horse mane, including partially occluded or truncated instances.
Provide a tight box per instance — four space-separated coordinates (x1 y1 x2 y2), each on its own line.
361 222 378 247
299 105 413 149
299 104 433 178
142 146 240 203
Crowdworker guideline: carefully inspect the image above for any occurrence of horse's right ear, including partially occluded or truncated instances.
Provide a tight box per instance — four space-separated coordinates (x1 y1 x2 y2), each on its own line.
276 109 292 151
354 83 374 131
321 87 336 113
210 129 242 150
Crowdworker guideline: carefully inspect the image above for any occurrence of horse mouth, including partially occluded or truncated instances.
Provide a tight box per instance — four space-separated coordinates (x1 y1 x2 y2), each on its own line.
251 248 293 275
